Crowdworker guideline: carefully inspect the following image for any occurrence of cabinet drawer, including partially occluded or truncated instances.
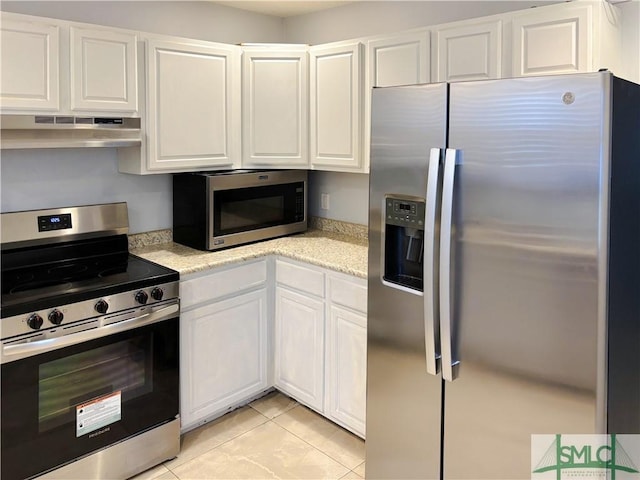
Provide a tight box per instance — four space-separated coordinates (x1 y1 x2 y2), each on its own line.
181 260 267 307
329 275 367 313
276 259 325 298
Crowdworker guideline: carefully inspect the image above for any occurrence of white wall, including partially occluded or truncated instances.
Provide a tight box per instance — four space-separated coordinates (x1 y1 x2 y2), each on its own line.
285 0 556 225
620 1 640 84
308 171 370 225
284 1 543 225
2 1 637 230
0 1 285 44
286 0 640 226
283 0 554 44
1 149 171 234
0 1 285 233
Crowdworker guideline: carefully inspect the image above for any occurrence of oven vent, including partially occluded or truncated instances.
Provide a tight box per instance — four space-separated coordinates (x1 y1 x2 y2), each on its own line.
0 115 142 149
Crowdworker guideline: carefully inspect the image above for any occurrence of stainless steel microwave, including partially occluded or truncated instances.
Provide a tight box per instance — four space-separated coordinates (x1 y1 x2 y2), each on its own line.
173 170 307 251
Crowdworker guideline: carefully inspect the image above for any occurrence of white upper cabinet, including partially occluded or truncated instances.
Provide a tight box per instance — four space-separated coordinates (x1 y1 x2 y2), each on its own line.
510 2 623 78
0 16 60 111
70 27 137 112
366 30 430 88
511 3 591 77
432 19 502 82
309 41 363 172
242 46 309 168
364 30 430 172
142 38 241 172
0 12 138 115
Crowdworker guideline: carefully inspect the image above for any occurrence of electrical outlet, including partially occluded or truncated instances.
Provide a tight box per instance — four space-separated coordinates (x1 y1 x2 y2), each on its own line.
320 193 330 210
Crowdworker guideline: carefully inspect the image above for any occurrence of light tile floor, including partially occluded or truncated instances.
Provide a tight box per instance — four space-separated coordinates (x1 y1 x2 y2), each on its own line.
132 392 366 480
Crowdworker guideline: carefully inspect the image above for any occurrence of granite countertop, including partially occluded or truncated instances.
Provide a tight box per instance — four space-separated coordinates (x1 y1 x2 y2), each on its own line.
131 229 368 278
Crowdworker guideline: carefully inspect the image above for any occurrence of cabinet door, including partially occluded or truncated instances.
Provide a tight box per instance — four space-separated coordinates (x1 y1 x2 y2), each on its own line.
70 27 137 113
326 305 367 438
367 30 430 88
309 42 363 172
242 48 308 168
0 17 59 111
274 287 324 411
364 31 430 172
180 289 268 430
433 20 502 82
511 4 591 77
146 39 240 171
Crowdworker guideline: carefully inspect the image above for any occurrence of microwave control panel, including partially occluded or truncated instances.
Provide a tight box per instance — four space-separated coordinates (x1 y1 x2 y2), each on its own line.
295 185 305 222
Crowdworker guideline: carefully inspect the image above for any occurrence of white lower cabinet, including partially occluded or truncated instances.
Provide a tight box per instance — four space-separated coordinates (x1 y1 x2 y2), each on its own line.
274 287 325 411
180 260 269 432
179 256 367 437
326 305 367 438
325 273 367 438
274 258 367 437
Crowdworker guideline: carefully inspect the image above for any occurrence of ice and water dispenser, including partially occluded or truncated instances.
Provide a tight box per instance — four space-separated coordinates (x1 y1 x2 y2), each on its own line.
383 196 426 292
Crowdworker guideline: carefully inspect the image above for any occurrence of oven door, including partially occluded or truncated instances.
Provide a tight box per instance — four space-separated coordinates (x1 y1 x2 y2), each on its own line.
1 301 179 480
210 179 306 249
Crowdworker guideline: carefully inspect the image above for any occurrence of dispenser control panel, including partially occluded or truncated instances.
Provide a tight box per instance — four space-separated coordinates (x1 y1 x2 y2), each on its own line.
385 197 425 229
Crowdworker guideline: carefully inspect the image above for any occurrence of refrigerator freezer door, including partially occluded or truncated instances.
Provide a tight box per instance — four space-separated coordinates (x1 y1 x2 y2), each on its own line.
367 83 447 479
443 73 608 478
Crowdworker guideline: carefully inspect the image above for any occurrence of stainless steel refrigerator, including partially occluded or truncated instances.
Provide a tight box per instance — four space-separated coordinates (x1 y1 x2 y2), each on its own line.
366 71 640 479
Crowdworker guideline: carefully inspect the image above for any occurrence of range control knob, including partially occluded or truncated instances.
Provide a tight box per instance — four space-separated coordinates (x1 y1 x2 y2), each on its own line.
151 287 164 301
27 313 44 330
135 290 149 305
95 299 109 314
48 309 64 325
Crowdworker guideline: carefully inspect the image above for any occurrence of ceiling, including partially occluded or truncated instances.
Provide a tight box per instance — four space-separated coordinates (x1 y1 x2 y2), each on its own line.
214 1 357 17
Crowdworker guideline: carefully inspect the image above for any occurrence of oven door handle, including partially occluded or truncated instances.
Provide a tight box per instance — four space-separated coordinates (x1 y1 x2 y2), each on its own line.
1 302 179 363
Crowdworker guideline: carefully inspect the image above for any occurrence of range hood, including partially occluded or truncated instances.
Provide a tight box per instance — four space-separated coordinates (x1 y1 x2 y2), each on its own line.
0 115 142 149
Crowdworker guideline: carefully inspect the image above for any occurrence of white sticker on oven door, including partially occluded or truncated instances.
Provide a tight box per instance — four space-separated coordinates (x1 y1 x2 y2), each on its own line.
76 391 121 438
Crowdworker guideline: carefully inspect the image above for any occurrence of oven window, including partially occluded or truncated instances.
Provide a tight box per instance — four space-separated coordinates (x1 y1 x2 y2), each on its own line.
38 336 152 433
1 319 178 480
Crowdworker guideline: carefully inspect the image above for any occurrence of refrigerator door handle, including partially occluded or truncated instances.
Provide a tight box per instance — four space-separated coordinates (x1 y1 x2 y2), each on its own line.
440 148 461 382
424 148 442 376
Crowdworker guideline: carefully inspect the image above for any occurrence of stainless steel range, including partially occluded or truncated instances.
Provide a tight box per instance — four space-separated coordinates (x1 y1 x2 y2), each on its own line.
1 203 180 480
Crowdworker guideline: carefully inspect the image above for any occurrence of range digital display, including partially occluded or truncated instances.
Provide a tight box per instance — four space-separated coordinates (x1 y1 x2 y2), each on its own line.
38 213 72 232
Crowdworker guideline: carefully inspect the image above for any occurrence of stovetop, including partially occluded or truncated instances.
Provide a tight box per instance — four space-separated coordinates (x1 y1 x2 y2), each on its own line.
1 203 180 342
1 253 179 319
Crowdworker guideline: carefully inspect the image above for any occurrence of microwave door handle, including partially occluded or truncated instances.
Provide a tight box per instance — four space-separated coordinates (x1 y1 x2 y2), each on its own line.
424 147 442 376
1 302 179 363
440 148 461 382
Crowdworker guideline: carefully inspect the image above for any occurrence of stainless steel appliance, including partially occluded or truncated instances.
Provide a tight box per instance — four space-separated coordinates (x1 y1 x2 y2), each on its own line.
0 114 142 149
173 169 307 251
1 203 180 480
367 72 640 479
